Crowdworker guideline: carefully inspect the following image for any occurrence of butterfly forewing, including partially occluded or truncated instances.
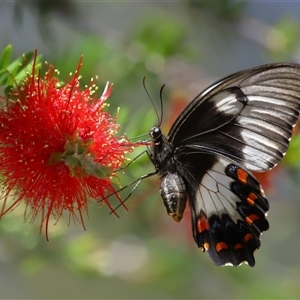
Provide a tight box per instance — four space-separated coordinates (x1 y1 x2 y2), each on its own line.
168 63 300 172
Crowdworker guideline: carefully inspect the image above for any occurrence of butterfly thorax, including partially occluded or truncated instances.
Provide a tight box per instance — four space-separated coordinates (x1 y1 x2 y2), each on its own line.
150 126 187 222
149 126 176 173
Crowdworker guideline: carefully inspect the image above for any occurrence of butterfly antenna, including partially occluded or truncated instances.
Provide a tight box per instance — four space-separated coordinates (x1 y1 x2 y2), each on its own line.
158 84 165 128
142 77 161 126
127 132 150 142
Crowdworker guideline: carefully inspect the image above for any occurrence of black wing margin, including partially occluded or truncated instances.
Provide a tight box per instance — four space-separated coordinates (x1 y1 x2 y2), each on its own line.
169 63 300 172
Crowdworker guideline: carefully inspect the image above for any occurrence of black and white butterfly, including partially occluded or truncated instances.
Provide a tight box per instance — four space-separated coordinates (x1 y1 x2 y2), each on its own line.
147 63 300 267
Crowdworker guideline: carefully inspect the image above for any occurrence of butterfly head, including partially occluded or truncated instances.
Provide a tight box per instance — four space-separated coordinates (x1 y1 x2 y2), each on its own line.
150 126 162 143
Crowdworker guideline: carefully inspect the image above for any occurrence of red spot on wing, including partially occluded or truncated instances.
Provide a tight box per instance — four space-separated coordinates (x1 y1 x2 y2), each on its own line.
237 168 248 184
247 193 258 206
234 243 243 250
244 233 254 243
245 214 259 225
197 212 210 233
216 242 229 252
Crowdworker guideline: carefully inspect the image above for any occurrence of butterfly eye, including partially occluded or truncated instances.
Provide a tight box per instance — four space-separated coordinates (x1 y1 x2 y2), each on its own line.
150 126 162 141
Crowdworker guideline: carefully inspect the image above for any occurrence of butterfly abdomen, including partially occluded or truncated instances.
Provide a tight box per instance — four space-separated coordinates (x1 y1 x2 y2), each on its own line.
160 172 187 222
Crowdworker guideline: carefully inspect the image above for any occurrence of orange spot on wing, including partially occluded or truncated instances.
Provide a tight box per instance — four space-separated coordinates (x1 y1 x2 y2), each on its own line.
237 168 248 184
216 242 228 252
244 233 254 243
234 243 243 250
245 214 259 225
247 193 258 206
197 212 210 233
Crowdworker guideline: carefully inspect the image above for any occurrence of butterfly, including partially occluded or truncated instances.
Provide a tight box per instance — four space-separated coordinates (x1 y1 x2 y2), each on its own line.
147 63 300 267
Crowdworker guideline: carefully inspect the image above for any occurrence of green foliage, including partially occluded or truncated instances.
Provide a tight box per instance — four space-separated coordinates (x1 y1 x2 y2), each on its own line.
267 16 300 61
0 44 12 70
0 45 42 97
132 14 191 58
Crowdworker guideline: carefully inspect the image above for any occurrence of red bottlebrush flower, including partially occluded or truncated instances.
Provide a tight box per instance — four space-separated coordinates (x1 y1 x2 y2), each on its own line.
0 51 133 239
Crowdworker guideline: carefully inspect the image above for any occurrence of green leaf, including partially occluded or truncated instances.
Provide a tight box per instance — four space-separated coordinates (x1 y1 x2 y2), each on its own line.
14 54 42 82
0 69 10 85
5 52 42 88
0 44 12 70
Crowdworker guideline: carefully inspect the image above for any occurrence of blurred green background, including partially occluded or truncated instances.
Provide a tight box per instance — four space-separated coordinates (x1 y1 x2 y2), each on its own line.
1 1 300 299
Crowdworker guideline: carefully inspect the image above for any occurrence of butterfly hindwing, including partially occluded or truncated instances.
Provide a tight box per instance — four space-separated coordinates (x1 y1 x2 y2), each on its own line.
188 156 269 266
